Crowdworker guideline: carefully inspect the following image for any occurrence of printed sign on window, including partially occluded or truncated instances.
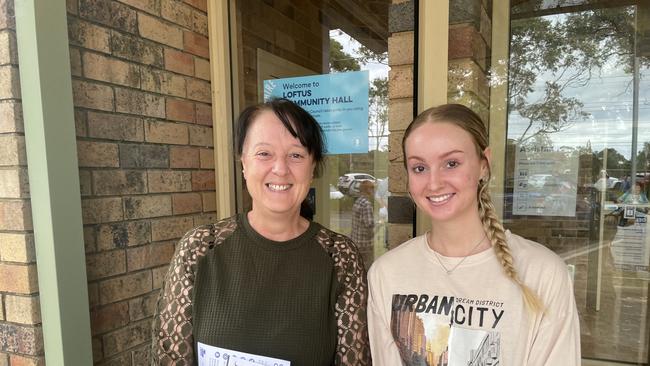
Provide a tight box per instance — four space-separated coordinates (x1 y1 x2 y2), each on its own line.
264 71 369 154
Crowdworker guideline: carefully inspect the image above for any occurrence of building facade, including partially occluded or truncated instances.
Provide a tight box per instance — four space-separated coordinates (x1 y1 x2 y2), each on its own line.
0 0 648 365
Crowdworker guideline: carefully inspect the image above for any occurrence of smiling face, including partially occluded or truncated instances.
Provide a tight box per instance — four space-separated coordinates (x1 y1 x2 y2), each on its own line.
241 110 315 217
404 121 490 224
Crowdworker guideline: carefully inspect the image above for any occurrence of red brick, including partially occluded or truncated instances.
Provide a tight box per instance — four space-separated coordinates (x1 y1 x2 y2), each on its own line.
79 0 137 34
169 146 199 168
138 13 183 48
144 120 188 145
115 88 165 118
172 192 202 214
127 241 176 270
101 320 151 357
0 264 38 294
152 266 167 290
147 170 192 193
0 135 26 166
202 192 215 212
184 0 206 12
4 295 40 325
129 292 158 321
186 78 211 103
199 148 213 169
164 48 193 76
161 0 194 31
67 18 111 53
81 197 124 224
0 324 42 355
72 80 114 112
123 195 172 219
97 221 151 251
140 67 187 98
92 170 147 196
448 24 478 60
91 337 102 362
166 98 194 123
87 111 144 142
183 30 209 58
88 283 100 308
191 171 214 190
0 100 23 133
195 102 212 125
99 271 152 304
0 0 13 33
189 125 213 147
82 52 140 88
69 47 82 77
67 0 78 14
90 301 129 335
131 344 151 365
86 250 127 281
151 216 194 241
0 233 36 263
0 200 32 231
77 140 119 167
0 65 19 100
194 57 210 80
8 354 44 366
117 0 159 14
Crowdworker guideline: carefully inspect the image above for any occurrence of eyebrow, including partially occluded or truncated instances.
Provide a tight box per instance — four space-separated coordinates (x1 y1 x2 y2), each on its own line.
251 142 307 150
406 150 465 161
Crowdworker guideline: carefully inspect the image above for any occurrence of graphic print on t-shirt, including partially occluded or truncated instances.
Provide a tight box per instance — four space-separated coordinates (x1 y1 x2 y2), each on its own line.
390 294 503 366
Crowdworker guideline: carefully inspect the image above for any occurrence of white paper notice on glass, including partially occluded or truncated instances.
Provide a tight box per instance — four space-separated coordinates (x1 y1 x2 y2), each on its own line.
197 342 291 366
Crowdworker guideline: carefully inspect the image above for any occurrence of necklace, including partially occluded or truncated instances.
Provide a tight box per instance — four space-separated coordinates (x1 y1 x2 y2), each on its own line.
426 231 487 275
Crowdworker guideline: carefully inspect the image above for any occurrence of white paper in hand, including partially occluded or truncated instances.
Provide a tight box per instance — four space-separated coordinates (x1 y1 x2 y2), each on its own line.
197 342 291 366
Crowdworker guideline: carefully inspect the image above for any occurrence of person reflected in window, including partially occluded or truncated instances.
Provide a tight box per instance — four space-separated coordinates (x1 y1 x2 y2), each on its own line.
352 180 375 267
367 104 580 365
618 182 649 204
151 98 371 365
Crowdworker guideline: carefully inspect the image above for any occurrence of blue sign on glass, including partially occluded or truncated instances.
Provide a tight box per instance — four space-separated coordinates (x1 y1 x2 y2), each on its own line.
263 71 369 154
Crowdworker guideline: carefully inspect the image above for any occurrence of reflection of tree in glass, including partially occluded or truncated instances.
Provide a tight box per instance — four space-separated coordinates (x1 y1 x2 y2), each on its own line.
329 39 360 72
507 6 644 144
329 38 389 151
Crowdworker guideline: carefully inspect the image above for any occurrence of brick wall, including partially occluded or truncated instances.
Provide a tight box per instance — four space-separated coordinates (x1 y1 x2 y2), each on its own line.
386 0 414 248
0 0 45 364
448 0 491 123
66 0 214 364
236 0 324 106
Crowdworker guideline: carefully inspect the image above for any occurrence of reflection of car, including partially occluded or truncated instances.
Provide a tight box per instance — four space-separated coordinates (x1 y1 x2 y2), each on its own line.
329 185 344 200
337 173 376 194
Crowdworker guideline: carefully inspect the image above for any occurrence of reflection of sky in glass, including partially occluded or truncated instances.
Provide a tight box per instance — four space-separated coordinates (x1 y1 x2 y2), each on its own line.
329 29 390 151
506 9 649 161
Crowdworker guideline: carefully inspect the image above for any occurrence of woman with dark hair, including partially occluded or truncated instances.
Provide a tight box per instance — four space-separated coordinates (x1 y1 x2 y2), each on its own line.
367 104 580 365
152 98 371 365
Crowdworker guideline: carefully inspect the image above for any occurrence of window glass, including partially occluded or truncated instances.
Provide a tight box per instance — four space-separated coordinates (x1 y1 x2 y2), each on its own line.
231 0 413 268
504 2 650 363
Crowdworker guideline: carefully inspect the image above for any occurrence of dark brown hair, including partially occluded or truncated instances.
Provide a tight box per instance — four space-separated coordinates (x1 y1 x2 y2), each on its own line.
236 98 326 176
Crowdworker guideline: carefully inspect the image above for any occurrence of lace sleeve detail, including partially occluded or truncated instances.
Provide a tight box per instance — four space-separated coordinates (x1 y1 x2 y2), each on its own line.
151 217 237 365
316 229 372 366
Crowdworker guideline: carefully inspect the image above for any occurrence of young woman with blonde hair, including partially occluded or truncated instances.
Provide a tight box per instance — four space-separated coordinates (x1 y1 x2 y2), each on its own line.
367 104 580 365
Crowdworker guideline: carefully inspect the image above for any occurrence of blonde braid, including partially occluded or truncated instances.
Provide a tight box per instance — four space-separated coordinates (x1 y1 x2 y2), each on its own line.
478 179 544 314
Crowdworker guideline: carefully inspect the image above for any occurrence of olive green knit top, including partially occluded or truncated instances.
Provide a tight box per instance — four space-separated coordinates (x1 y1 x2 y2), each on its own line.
151 214 371 366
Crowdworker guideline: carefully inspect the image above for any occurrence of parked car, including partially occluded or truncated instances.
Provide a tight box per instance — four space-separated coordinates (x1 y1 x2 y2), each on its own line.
337 173 376 194
329 185 344 200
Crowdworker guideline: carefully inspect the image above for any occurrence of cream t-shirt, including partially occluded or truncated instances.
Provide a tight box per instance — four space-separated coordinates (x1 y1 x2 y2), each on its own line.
367 231 580 366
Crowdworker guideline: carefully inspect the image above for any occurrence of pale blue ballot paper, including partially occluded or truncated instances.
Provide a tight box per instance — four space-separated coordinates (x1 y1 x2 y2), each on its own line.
197 342 291 366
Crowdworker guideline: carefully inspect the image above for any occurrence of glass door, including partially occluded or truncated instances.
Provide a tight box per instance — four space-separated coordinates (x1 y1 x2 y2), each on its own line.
229 0 413 269
502 1 650 364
